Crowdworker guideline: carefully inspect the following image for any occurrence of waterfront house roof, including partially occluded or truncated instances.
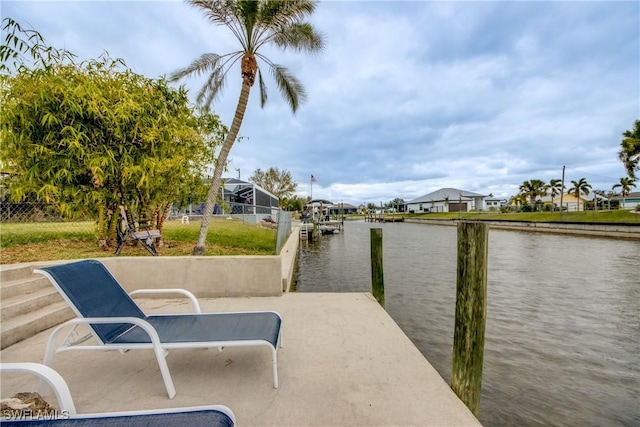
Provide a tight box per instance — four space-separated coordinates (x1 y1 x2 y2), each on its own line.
613 191 640 201
223 177 279 201
406 188 487 204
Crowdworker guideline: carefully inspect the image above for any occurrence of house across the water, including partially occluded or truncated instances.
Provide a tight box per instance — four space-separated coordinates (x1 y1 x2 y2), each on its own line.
405 188 488 213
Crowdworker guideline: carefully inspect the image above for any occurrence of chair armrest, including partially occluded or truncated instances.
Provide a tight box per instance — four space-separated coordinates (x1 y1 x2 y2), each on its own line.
129 289 201 313
48 317 164 346
0 362 77 416
43 317 175 398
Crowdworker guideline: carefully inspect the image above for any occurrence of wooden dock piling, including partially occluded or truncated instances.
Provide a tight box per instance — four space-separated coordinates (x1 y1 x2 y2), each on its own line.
370 228 385 308
451 221 488 416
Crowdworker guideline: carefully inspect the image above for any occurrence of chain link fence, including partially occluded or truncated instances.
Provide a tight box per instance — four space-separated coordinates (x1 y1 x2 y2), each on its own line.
1 201 93 224
1 201 292 253
275 209 292 254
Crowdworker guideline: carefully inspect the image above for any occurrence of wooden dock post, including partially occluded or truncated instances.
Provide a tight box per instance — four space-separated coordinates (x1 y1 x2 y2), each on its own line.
370 228 385 308
451 221 488 417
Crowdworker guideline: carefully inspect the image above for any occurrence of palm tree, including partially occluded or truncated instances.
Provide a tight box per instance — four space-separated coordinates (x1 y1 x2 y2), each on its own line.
612 177 637 210
170 0 325 254
618 120 640 179
568 178 592 211
548 178 564 212
519 179 547 208
606 190 616 210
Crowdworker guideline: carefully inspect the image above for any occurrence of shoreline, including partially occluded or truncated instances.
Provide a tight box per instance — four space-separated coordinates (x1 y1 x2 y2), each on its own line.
402 218 640 240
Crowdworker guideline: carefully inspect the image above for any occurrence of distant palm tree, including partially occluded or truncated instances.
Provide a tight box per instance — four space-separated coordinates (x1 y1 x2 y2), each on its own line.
548 178 564 212
612 177 637 210
568 178 592 211
606 190 616 210
618 120 640 179
519 179 547 208
170 0 325 254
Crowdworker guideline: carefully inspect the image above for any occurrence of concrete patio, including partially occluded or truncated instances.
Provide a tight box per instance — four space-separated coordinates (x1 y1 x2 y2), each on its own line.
1 292 480 426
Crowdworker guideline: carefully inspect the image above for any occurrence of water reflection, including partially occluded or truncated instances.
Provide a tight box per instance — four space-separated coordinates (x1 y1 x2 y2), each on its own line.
295 220 640 426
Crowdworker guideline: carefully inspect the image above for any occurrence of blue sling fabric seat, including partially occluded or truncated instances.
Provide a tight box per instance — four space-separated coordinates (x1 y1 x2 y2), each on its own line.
35 260 282 399
2 410 234 427
0 362 235 426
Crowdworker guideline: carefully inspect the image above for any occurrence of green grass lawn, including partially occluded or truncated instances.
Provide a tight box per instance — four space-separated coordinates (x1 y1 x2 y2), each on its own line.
0 217 277 264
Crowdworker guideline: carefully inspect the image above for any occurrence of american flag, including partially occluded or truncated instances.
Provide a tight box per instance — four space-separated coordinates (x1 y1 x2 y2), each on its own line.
311 175 317 183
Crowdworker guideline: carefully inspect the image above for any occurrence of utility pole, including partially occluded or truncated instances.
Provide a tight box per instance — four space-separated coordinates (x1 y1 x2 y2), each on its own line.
559 165 565 219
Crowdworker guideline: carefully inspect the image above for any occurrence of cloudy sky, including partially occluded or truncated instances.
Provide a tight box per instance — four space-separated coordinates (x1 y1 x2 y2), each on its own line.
4 0 639 205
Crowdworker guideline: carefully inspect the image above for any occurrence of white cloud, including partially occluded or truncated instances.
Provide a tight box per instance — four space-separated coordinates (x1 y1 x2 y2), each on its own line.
3 0 638 205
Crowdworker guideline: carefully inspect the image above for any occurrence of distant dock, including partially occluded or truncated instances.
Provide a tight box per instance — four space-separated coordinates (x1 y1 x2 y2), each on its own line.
365 213 405 222
300 220 344 240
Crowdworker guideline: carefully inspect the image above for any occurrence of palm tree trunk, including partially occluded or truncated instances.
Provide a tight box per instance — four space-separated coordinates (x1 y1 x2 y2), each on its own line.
193 80 252 255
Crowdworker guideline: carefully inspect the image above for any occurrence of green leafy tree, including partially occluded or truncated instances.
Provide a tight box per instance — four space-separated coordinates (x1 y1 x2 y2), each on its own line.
281 194 307 212
519 179 547 207
1 52 223 248
568 178 592 211
249 167 297 201
170 0 325 255
508 193 527 210
612 177 637 209
618 120 640 179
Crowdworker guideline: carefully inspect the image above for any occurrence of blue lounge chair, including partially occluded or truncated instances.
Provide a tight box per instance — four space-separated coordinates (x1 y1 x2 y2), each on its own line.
34 259 282 399
0 362 236 426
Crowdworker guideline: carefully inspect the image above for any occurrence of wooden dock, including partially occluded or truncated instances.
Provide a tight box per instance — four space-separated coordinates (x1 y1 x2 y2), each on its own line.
300 220 344 240
319 221 342 234
365 213 405 222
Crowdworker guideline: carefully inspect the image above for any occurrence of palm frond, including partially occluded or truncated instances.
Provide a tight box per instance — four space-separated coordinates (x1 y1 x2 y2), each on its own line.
270 22 325 53
187 0 248 48
259 0 317 27
269 63 306 113
168 53 223 82
195 66 225 109
171 52 242 109
187 0 235 26
258 68 268 108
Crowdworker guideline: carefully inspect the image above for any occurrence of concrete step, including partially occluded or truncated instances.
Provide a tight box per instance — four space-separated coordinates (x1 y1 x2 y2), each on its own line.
0 264 35 283
1 286 64 322
1 275 53 300
1 300 74 350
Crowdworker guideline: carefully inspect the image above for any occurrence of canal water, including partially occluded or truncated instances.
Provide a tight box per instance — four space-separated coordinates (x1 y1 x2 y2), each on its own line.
293 220 639 427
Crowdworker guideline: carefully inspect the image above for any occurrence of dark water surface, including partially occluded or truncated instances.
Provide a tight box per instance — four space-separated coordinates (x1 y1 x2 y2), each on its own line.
294 220 639 427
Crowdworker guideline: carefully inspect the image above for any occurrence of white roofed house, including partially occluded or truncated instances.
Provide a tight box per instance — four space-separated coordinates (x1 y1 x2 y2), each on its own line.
484 196 506 211
405 188 488 213
613 191 640 210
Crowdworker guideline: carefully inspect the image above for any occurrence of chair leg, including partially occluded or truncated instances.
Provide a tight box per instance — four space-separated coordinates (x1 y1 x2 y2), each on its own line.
272 347 278 389
114 240 125 256
152 345 176 399
39 324 64 395
140 239 158 256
